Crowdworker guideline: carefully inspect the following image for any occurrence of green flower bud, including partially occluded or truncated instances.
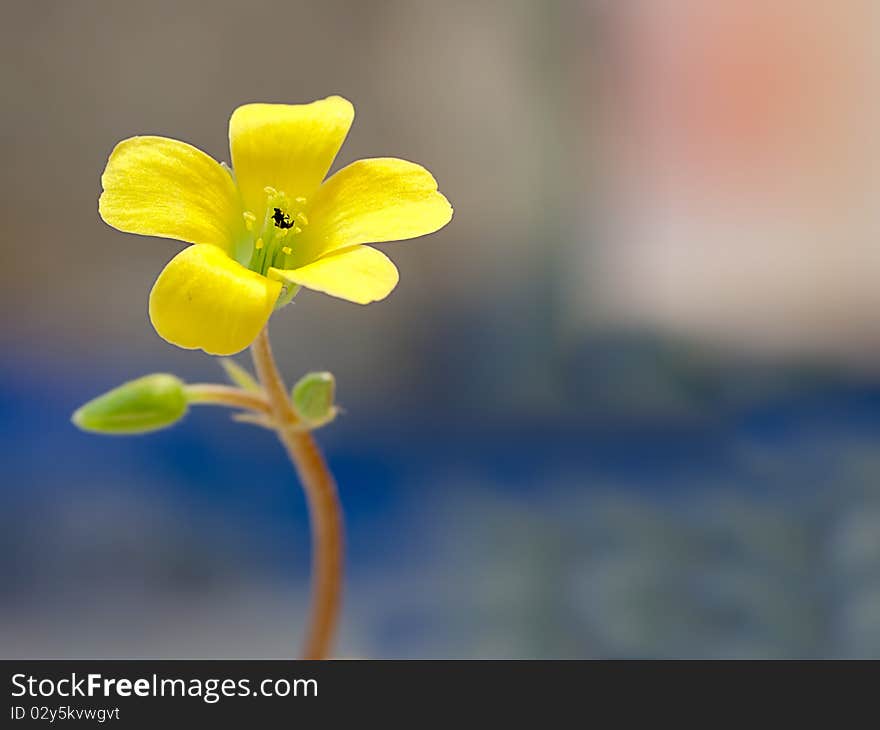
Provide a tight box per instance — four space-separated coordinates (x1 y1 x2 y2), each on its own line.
71 374 188 435
291 371 337 428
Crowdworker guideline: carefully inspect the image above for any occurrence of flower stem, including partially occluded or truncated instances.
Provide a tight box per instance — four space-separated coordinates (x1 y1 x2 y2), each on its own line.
250 326 343 660
184 383 271 414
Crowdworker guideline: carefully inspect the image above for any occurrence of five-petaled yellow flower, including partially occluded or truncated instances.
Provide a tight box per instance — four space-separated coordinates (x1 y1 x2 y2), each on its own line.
99 96 453 355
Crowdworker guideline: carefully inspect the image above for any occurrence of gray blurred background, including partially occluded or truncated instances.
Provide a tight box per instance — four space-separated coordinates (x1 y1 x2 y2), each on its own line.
4 0 880 658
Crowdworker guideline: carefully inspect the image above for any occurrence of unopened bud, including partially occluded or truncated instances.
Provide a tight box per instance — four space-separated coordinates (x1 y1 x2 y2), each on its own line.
291 371 337 428
72 374 188 435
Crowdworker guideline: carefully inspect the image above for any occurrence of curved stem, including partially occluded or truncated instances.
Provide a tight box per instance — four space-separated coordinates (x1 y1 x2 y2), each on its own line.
184 383 271 414
251 326 344 660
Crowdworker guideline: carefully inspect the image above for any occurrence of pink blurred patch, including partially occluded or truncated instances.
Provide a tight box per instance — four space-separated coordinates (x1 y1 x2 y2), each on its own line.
582 2 880 360
616 1 868 205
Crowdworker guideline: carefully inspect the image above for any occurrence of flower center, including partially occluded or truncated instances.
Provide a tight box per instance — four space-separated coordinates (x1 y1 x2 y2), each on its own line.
242 187 309 276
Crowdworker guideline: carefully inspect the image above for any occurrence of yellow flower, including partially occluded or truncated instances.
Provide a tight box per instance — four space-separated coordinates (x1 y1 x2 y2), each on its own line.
99 96 453 356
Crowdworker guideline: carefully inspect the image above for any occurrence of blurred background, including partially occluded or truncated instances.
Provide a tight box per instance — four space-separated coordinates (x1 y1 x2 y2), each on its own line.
3 0 880 658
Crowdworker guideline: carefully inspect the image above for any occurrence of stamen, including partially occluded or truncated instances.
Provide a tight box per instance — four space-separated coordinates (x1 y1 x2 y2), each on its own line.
296 212 309 226
295 196 307 205
293 225 303 235
255 238 264 250
281 246 292 255
243 211 256 231
263 186 278 196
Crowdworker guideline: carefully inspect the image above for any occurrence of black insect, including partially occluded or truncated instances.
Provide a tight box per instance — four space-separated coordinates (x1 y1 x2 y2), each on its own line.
272 207 294 229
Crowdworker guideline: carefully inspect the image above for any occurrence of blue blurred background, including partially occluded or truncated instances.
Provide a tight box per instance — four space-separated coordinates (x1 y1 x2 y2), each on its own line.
4 0 880 658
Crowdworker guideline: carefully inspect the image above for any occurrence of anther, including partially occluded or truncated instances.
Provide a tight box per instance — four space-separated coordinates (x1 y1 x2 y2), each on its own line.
296 212 309 226
281 246 292 255
243 211 256 231
255 238 264 250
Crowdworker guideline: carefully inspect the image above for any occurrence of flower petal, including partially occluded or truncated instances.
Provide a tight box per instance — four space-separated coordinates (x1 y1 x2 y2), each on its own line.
269 246 399 305
149 244 281 356
99 136 243 252
292 158 453 265
229 96 354 215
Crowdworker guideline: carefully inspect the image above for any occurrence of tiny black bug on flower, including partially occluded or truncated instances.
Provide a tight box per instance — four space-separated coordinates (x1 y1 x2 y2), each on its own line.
272 207 294 229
